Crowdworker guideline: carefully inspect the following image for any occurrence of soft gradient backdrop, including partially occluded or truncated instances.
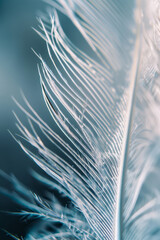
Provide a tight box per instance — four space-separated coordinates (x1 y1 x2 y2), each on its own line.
0 1 50 238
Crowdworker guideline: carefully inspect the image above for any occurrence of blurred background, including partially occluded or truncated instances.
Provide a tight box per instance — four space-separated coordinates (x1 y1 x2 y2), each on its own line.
0 0 53 238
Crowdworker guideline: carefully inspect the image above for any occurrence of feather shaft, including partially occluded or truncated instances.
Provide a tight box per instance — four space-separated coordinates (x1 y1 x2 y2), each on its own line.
115 7 142 239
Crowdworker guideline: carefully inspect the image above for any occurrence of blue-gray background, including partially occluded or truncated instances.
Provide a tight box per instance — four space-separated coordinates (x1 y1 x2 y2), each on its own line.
0 0 53 238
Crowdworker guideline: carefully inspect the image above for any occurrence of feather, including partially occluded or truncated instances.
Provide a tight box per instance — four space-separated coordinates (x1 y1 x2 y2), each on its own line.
8 0 160 239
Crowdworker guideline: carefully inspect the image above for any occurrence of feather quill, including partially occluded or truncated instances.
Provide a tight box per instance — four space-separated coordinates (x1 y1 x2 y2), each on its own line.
8 0 160 239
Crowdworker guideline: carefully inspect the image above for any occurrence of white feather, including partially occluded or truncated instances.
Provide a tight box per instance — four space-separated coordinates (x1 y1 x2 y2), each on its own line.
8 0 160 239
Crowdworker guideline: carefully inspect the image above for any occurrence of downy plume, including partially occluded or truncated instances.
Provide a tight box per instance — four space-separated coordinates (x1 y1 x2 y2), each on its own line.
8 0 160 239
